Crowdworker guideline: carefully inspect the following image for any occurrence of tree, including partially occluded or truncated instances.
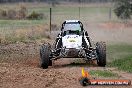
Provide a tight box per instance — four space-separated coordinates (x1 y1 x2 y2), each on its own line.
114 0 132 20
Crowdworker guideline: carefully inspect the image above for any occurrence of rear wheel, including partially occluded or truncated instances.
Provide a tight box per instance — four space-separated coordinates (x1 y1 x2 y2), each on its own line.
40 44 51 69
96 42 106 67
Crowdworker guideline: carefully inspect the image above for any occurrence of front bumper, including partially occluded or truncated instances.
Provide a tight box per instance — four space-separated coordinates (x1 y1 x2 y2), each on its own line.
60 48 80 58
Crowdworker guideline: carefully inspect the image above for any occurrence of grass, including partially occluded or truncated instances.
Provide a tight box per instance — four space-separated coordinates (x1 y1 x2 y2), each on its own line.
107 44 132 73
0 3 117 43
0 4 117 27
107 44 132 62
89 70 118 78
0 20 47 30
0 22 50 43
109 56 132 73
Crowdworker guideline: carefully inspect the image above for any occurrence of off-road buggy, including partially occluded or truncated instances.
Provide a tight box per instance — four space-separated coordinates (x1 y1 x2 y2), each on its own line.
40 20 106 69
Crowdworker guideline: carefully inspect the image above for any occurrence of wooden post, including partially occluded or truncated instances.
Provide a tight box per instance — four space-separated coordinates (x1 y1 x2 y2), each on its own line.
50 8 52 33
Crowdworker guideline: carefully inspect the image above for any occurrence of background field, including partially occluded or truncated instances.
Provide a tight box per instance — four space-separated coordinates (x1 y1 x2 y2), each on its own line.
0 2 132 88
0 3 118 43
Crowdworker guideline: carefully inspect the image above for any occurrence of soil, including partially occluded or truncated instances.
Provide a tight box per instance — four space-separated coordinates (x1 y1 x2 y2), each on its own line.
0 57 132 88
0 22 132 88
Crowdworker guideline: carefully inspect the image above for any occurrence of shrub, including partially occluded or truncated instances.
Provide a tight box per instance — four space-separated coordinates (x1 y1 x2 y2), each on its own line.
16 6 27 19
0 6 27 20
0 6 45 20
0 9 7 19
7 9 17 19
0 9 7 16
27 11 43 20
114 0 132 20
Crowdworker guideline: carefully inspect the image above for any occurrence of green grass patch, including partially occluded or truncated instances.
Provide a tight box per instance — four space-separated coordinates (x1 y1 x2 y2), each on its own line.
0 20 46 29
107 44 132 62
108 56 132 73
107 44 132 73
89 70 118 77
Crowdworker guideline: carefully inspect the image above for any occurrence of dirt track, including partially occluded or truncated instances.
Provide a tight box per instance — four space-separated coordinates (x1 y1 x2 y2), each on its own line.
0 22 132 88
0 58 132 88
0 45 132 88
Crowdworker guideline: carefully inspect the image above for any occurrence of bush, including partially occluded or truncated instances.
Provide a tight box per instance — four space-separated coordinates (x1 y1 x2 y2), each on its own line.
0 6 46 20
114 0 132 20
0 9 7 16
27 11 43 20
7 9 17 19
16 6 27 19
0 6 45 20
0 6 27 20
0 9 7 19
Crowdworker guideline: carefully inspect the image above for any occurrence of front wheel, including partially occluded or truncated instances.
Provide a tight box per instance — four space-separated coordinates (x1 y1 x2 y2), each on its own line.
40 44 51 69
96 42 106 67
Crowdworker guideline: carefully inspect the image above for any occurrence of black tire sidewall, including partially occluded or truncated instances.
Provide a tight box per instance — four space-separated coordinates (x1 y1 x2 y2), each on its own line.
96 42 106 67
40 44 51 69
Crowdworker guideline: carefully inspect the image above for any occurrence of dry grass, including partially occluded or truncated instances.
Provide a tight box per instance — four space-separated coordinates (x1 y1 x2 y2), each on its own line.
0 24 50 43
0 2 132 44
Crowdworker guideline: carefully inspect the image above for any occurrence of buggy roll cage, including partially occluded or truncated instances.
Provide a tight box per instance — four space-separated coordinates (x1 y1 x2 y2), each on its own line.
61 20 84 31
